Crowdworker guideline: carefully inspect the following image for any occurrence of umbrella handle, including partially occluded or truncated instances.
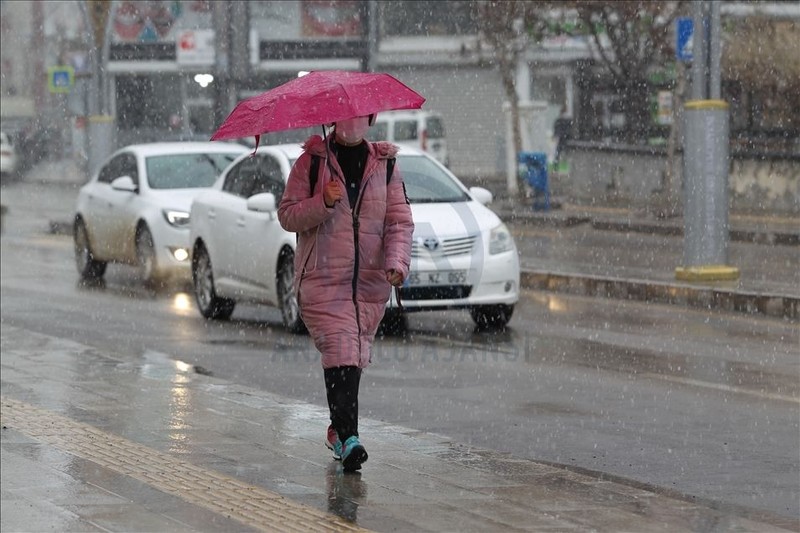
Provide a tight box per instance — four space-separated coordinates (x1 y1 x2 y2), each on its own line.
323 130 337 182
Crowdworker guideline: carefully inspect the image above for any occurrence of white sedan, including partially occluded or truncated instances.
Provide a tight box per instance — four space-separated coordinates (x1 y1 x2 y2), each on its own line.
189 144 520 332
0 131 18 178
73 142 248 286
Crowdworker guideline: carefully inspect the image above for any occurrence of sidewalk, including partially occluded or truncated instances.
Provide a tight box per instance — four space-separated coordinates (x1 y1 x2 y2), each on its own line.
492 196 799 320
2 324 795 532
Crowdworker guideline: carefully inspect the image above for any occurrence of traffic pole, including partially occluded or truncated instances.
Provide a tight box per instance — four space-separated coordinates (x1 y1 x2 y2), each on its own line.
676 1 739 282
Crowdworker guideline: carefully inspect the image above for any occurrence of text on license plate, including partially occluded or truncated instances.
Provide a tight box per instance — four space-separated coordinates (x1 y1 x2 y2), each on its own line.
406 270 467 286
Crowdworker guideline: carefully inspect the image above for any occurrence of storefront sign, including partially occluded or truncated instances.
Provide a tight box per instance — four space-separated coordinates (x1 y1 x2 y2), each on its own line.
176 29 215 66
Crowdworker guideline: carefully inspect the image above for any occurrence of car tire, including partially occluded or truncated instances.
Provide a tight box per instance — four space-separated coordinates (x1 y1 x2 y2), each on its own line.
277 249 306 334
135 225 161 286
379 308 407 336
192 244 235 320
74 219 106 281
470 304 514 330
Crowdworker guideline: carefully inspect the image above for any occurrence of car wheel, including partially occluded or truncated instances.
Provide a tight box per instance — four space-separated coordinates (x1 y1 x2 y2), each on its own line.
470 304 514 330
192 245 235 320
135 225 160 286
379 308 407 336
74 219 106 281
277 249 306 333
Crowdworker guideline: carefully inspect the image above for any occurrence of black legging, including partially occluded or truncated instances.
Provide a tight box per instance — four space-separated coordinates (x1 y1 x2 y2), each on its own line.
324 366 362 443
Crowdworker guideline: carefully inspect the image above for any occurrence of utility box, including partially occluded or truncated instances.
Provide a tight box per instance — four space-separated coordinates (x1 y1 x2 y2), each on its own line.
518 152 550 211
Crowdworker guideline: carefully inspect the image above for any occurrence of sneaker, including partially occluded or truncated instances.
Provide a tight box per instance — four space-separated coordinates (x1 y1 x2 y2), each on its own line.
341 435 368 472
325 425 342 460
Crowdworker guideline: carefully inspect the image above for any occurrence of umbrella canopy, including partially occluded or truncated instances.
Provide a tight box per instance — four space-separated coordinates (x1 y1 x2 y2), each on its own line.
211 70 426 142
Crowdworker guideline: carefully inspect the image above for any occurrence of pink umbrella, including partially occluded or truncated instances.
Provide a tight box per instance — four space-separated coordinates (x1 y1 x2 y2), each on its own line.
210 70 425 145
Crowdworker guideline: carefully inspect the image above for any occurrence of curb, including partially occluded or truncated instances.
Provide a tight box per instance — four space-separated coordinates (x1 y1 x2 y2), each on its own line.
498 210 799 246
590 219 799 246
521 269 799 320
499 210 590 227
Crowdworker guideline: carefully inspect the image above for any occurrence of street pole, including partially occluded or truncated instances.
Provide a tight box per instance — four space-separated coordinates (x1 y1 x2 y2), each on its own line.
676 0 739 282
366 0 378 72
709 1 722 100
690 0 706 101
84 0 115 178
229 2 250 93
213 1 235 131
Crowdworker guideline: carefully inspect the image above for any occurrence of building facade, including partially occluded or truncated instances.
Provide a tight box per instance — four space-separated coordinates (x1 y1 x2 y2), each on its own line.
2 0 796 209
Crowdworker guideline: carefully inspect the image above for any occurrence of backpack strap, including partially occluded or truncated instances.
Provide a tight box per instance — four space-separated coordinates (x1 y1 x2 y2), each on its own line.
309 154 321 194
386 157 395 185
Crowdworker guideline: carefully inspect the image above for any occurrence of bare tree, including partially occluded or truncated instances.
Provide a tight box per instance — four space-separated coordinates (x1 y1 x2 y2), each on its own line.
570 1 684 142
473 1 550 194
723 15 800 148
723 16 800 94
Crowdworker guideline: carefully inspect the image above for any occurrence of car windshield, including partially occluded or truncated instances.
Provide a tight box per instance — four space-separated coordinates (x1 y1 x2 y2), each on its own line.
398 154 468 203
146 152 241 189
426 117 445 138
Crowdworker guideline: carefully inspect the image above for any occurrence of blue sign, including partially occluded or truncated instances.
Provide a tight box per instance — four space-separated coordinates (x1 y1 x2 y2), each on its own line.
676 17 693 62
48 66 74 93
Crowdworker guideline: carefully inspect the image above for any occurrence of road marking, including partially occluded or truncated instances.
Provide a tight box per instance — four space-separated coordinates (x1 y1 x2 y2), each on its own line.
0 396 369 533
642 374 800 405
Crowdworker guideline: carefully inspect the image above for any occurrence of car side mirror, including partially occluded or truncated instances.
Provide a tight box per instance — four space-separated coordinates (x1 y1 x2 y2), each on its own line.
247 192 276 214
111 175 137 193
469 186 493 205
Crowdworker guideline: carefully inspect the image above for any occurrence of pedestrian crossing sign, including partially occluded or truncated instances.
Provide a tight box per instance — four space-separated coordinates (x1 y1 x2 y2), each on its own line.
676 18 693 62
48 66 75 94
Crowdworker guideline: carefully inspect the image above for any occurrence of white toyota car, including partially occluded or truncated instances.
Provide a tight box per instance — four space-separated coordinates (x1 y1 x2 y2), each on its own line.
189 144 519 332
73 142 248 286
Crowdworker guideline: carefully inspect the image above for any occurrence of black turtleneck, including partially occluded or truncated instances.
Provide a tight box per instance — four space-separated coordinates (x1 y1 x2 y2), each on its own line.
333 140 368 206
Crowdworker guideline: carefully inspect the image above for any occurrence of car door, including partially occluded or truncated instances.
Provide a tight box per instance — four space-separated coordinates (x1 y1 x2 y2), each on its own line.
85 154 126 260
210 158 252 288
106 153 142 261
239 154 287 300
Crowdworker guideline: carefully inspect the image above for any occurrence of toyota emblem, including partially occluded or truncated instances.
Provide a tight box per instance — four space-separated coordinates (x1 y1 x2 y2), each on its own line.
423 237 439 251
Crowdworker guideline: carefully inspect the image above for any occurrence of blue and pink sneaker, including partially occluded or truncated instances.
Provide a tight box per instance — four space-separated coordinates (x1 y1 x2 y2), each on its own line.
325 425 342 460
341 435 368 472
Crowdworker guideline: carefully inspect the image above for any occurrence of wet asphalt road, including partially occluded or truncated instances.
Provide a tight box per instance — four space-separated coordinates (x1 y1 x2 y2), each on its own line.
1 181 798 522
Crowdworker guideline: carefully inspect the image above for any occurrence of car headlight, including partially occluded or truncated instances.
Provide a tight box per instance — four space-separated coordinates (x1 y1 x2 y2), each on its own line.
163 209 190 228
489 223 514 255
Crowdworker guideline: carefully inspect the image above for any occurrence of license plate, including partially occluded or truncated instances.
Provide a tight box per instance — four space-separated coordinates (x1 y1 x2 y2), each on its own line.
406 270 466 286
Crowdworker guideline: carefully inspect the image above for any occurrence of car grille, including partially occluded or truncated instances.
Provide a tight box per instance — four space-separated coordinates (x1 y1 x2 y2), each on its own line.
411 235 477 258
399 285 472 300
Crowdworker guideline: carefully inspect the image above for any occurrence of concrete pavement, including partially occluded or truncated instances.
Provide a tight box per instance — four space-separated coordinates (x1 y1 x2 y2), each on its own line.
2 324 796 532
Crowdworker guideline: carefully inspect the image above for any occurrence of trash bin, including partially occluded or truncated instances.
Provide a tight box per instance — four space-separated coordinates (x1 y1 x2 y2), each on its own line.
518 152 549 211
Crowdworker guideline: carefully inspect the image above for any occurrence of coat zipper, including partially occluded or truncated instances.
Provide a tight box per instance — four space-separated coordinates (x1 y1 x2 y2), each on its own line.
351 193 364 355
350 161 377 359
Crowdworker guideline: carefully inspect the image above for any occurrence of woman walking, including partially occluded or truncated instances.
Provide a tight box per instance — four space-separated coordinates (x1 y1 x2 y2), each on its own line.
278 114 414 472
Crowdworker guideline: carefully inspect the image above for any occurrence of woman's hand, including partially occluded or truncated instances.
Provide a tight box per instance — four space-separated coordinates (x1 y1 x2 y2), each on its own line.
386 269 404 287
323 180 344 207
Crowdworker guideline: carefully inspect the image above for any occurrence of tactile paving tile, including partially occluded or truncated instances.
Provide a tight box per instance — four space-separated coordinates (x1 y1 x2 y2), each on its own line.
1 396 368 533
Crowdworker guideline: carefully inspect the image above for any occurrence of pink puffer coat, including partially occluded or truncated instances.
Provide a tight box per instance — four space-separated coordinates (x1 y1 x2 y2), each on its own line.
278 134 414 369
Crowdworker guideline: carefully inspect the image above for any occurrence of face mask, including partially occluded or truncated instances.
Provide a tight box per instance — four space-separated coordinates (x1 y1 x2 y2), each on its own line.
335 116 370 145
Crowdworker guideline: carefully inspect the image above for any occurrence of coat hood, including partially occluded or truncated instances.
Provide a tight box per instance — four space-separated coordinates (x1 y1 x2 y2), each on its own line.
302 134 399 160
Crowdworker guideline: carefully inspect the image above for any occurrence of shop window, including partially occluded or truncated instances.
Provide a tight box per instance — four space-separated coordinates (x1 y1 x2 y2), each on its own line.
116 75 181 131
379 0 477 36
